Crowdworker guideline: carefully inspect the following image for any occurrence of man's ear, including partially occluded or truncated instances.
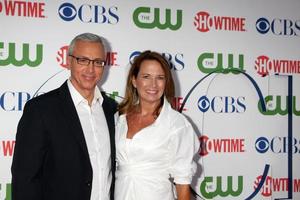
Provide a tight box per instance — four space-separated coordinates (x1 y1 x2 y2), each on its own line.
66 55 72 70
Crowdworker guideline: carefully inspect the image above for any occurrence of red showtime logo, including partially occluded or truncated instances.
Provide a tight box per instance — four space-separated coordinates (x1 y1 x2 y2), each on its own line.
57 46 69 68
0 0 45 18
194 11 246 32
254 175 300 196
255 55 300 77
199 135 245 156
56 46 119 68
2 140 15 157
106 52 119 66
173 96 187 111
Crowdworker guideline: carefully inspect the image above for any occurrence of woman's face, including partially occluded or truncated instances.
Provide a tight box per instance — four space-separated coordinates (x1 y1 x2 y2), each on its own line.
132 60 166 106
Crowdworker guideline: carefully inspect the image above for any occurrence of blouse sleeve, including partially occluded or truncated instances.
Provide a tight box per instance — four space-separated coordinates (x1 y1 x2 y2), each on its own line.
169 122 200 184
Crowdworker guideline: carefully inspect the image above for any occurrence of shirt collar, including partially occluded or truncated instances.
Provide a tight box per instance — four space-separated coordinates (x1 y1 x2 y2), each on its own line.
118 97 171 127
151 97 170 126
67 79 103 106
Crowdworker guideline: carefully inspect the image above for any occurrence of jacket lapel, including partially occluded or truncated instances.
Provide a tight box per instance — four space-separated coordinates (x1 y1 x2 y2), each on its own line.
58 81 90 161
102 94 116 155
102 97 115 141
101 93 116 182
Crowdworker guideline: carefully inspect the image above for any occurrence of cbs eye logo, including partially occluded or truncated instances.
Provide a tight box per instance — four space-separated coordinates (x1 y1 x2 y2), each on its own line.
198 96 210 112
197 95 246 113
58 3 76 21
255 137 269 153
256 18 270 34
58 3 119 24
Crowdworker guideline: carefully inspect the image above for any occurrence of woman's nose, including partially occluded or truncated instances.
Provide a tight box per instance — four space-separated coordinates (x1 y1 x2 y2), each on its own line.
151 78 157 87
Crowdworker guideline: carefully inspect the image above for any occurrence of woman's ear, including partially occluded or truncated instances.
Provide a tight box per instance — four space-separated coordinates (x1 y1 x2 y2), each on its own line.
132 77 137 88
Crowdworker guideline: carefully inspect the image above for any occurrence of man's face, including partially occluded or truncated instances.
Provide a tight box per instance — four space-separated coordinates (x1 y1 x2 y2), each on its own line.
67 40 105 96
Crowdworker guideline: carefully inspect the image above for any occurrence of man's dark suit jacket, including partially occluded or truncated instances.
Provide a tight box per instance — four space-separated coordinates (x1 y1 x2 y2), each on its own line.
11 81 117 200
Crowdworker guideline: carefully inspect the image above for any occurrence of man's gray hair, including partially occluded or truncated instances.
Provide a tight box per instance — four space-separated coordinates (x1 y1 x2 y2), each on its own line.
68 32 105 55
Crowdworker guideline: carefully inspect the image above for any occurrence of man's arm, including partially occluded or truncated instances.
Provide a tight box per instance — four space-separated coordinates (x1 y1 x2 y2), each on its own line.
11 100 48 200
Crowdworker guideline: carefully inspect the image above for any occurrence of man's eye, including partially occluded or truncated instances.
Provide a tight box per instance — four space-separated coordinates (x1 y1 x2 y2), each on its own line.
78 58 88 63
95 60 104 65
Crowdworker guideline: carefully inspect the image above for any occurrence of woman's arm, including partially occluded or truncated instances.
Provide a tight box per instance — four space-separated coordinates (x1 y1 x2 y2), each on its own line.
176 184 191 200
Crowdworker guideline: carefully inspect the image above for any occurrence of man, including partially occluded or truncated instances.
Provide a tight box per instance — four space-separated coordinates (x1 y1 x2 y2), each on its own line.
11 33 117 200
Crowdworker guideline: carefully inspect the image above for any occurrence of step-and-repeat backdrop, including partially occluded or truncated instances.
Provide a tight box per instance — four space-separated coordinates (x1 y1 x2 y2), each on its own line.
1 0 299 199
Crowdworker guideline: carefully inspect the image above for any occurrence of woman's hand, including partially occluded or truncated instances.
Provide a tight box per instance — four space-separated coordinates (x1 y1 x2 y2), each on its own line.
176 184 191 200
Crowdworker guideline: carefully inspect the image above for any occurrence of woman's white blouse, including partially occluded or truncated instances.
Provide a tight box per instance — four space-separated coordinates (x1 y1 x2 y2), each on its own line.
114 100 199 200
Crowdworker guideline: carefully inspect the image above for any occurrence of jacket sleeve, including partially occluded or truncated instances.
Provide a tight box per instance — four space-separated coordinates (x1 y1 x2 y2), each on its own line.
11 100 48 200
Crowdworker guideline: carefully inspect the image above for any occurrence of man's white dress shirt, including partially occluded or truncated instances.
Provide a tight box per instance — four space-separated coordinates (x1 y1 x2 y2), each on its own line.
68 80 111 200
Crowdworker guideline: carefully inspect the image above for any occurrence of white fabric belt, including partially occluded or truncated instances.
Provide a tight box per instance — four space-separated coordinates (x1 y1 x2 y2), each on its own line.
116 164 169 179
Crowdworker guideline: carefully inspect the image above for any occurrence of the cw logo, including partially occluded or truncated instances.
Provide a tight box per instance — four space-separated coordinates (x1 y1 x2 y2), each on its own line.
197 52 244 74
0 183 11 200
200 176 243 199
0 42 43 67
258 95 300 116
133 7 182 30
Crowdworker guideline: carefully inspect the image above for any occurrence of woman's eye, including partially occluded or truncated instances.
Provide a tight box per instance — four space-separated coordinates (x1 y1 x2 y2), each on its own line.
157 76 165 80
142 75 150 79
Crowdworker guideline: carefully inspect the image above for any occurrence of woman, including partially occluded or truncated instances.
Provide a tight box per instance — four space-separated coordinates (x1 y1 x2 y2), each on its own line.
115 50 199 200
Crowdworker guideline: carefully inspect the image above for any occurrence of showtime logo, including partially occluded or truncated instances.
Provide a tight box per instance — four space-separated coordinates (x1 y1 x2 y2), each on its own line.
254 55 300 77
0 0 45 18
254 175 300 197
194 11 246 32
1 140 15 157
56 46 119 68
199 135 245 156
173 96 187 111
56 46 69 68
